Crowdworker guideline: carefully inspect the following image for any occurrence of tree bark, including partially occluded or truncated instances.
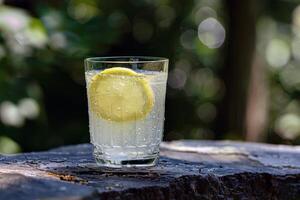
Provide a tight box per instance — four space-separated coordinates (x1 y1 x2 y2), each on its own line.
246 53 268 141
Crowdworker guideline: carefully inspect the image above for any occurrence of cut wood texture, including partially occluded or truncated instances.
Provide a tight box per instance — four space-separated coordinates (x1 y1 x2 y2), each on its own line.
0 140 299 199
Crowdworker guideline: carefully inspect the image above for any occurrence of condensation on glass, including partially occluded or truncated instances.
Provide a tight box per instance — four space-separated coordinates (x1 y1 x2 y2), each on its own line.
84 56 168 168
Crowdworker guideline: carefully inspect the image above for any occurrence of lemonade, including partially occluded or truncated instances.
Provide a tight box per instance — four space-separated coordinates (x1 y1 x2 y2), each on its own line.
85 66 167 167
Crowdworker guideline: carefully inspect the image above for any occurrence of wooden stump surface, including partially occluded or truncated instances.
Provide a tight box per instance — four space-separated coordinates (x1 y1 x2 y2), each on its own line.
0 140 300 199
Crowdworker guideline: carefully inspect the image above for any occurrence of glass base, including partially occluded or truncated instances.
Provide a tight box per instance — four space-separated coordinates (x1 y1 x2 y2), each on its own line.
94 155 158 168
92 144 160 168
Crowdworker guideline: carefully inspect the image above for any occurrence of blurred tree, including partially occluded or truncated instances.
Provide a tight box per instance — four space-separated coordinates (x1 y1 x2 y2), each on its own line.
215 0 257 139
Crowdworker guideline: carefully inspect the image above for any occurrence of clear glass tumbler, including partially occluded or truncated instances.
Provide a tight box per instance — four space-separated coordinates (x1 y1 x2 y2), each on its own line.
84 56 168 168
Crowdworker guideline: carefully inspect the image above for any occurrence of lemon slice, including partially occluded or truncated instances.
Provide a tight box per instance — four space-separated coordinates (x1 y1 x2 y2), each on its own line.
89 67 154 122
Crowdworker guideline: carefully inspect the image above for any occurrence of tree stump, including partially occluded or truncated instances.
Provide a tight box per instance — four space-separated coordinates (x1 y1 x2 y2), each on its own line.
0 140 299 199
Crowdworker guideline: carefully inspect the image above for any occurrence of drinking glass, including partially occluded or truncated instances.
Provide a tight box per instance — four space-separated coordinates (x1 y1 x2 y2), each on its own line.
84 56 168 168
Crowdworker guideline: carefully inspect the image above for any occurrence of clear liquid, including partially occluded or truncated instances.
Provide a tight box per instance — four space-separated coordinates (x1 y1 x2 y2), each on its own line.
85 69 167 167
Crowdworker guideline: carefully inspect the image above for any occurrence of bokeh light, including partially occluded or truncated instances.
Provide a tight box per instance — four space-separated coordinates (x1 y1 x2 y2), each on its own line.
168 68 187 89
67 0 99 23
180 30 197 50
175 59 191 74
275 113 300 140
194 6 217 25
0 6 48 57
0 136 20 153
0 101 24 127
50 32 68 50
266 39 290 68
18 98 40 120
41 10 62 29
24 20 48 48
198 17 225 49
291 38 300 60
196 103 217 123
0 6 30 32
279 63 300 91
292 5 300 37
185 68 221 99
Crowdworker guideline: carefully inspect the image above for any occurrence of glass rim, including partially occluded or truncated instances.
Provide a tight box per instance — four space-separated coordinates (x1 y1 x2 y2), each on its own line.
85 56 168 64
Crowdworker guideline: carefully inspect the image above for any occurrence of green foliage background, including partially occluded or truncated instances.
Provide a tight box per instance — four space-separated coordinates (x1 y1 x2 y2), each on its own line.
0 0 300 153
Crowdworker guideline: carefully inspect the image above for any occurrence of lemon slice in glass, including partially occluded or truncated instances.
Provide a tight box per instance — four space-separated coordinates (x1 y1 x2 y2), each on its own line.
89 67 154 122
